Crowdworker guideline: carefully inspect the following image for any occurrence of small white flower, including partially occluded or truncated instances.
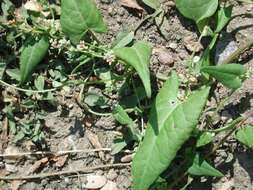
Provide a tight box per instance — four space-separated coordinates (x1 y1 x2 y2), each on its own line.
76 40 88 50
103 50 115 65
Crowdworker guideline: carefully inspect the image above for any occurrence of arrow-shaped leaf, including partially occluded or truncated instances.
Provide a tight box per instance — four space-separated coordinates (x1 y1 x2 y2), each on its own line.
236 125 253 148
188 153 223 177
201 64 246 89
20 36 49 84
114 41 152 98
175 0 218 23
60 0 107 44
132 72 210 190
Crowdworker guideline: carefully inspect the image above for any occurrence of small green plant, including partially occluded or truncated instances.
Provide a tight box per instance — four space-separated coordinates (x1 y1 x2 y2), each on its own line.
0 0 252 189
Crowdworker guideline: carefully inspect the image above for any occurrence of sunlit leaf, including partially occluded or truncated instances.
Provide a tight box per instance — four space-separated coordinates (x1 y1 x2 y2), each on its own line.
132 72 210 190
236 125 253 148
188 153 223 177
60 0 107 44
114 41 152 98
201 64 246 89
175 0 218 23
20 36 49 84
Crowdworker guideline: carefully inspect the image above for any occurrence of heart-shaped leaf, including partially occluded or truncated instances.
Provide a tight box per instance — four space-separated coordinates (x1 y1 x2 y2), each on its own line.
215 6 233 33
132 72 210 190
20 36 49 84
201 64 246 89
196 131 214 147
60 0 107 44
114 41 152 98
236 125 253 148
188 153 223 177
112 31 134 49
175 0 218 23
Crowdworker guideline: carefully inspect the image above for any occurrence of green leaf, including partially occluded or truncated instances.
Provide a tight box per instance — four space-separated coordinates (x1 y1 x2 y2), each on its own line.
20 36 49 84
142 0 160 10
84 93 107 107
120 86 147 108
113 105 134 125
114 41 152 98
215 6 233 33
201 64 246 89
236 125 253 148
112 31 134 49
188 153 223 177
34 75 45 90
60 0 107 44
113 105 140 141
175 0 218 23
196 131 214 147
111 138 128 155
6 69 21 81
132 72 210 190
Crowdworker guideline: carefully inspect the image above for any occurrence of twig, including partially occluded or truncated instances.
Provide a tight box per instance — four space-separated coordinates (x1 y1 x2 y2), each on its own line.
0 148 111 158
221 38 253 64
0 163 131 180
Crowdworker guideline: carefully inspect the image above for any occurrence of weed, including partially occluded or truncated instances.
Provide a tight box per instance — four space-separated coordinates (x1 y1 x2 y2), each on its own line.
0 0 252 189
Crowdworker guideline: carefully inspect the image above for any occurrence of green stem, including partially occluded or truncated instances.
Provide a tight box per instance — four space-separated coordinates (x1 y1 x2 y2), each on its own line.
0 79 112 94
207 117 244 133
134 9 163 34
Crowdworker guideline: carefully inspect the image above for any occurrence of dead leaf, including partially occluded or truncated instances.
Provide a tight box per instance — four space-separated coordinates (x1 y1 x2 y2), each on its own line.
10 180 24 190
83 175 107 189
28 157 48 174
120 0 144 11
54 155 68 168
101 181 118 190
24 0 43 12
87 131 105 160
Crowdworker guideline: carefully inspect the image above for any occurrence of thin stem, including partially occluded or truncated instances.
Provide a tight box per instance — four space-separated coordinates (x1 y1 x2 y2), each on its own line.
0 79 112 94
0 148 111 158
134 9 163 34
0 163 131 180
206 116 243 133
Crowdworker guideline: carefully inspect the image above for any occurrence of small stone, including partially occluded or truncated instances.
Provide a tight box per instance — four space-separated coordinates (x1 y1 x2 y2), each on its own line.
101 181 117 190
184 35 203 52
121 154 133 163
107 169 118 180
168 42 178 50
221 110 232 122
5 163 18 173
157 49 174 66
82 175 107 189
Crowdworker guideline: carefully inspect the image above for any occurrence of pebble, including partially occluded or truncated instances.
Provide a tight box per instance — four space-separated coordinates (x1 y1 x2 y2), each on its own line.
107 169 118 180
221 110 232 122
168 42 178 50
157 49 174 66
183 35 203 52
82 175 107 189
